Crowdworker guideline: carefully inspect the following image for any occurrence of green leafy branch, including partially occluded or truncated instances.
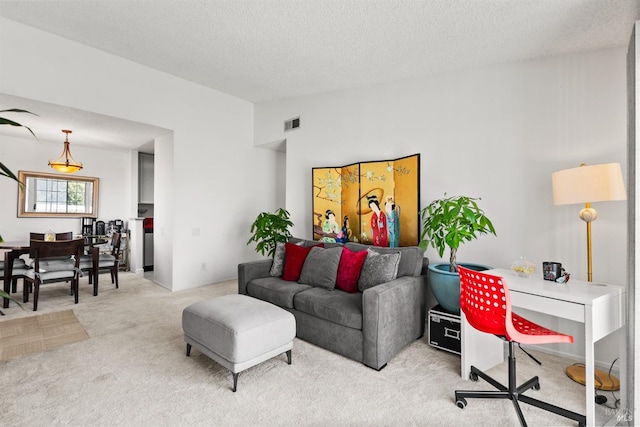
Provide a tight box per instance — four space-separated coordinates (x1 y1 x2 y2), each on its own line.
1 108 38 185
419 194 496 272
247 208 294 257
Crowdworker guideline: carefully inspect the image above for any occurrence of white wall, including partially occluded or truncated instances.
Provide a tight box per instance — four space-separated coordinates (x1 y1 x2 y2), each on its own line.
0 134 131 237
0 17 277 290
255 47 628 366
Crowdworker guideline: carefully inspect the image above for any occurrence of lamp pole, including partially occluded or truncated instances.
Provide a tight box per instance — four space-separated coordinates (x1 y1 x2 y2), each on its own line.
579 202 597 282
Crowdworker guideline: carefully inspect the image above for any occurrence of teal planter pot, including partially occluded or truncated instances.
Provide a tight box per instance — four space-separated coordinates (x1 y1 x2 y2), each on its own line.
428 263 492 314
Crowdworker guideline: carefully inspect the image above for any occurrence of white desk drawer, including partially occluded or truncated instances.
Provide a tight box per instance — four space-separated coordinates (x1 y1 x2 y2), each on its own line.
510 291 584 323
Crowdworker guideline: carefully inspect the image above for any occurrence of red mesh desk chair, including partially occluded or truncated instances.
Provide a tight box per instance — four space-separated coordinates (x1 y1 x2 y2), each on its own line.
455 267 586 427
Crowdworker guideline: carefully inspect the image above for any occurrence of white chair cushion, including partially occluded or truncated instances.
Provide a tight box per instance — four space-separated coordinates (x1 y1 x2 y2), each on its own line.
25 269 76 281
0 258 27 269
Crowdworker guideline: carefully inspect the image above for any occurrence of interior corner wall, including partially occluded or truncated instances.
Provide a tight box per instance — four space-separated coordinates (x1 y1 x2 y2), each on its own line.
255 47 629 367
627 20 638 424
152 132 174 289
0 17 277 291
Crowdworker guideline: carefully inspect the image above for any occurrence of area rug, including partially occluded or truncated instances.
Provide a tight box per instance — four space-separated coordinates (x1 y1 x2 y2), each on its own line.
0 309 88 361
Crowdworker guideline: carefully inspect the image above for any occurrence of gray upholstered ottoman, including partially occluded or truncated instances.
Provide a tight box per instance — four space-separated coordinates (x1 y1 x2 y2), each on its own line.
182 294 296 392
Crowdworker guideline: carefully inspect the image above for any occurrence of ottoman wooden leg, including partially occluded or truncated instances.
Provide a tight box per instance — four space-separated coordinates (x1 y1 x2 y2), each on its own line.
232 372 239 392
286 350 292 365
186 343 191 356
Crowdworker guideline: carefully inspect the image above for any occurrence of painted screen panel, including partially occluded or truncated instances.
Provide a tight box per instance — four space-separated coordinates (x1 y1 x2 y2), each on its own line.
312 153 419 246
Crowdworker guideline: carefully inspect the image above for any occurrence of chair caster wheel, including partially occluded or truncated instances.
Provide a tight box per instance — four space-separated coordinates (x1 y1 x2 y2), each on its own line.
469 372 479 382
533 383 540 391
456 398 467 409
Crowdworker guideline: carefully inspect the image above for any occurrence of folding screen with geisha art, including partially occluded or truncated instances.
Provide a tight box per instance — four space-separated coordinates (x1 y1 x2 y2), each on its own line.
312 153 420 247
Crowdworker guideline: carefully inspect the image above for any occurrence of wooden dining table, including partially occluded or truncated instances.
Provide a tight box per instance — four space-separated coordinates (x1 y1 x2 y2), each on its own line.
1 237 107 308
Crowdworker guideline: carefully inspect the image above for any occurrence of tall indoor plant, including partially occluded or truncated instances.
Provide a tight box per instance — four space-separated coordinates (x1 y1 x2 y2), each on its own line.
1 108 37 184
0 109 36 308
419 194 496 313
247 208 294 257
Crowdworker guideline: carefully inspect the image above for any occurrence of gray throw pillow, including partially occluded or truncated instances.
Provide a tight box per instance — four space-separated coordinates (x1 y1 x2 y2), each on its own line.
358 248 401 292
270 242 286 277
298 246 342 290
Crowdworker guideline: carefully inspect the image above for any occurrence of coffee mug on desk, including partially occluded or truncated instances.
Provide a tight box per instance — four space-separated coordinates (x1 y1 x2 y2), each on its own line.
543 262 563 281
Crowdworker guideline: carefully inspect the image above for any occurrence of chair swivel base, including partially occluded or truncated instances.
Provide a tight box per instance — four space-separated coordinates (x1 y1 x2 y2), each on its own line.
455 344 586 427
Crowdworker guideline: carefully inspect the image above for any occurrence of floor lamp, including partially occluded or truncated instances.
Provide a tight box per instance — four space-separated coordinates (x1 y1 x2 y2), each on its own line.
551 162 626 282
551 162 626 393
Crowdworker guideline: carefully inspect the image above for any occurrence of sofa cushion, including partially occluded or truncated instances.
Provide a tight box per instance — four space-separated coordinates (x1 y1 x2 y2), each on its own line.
358 249 400 292
298 246 342 290
345 242 424 277
335 246 368 293
294 287 363 330
247 277 313 309
282 242 323 281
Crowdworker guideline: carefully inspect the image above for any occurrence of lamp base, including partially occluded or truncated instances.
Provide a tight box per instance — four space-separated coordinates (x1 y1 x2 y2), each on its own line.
565 365 619 391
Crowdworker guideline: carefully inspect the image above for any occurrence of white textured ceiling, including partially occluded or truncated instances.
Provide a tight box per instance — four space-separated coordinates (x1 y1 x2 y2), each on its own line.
0 0 639 150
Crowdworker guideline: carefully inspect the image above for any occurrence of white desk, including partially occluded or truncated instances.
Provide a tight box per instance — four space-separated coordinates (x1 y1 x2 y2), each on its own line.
460 268 625 427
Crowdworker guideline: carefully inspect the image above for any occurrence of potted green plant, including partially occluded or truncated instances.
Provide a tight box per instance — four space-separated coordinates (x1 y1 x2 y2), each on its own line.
419 194 496 313
0 109 34 311
247 208 294 257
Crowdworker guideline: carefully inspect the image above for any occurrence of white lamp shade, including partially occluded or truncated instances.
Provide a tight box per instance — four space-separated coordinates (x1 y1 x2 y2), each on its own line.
552 163 626 205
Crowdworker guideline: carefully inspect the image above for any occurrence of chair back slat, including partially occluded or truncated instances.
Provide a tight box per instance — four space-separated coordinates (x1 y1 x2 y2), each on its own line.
29 231 74 241
111 232 122 257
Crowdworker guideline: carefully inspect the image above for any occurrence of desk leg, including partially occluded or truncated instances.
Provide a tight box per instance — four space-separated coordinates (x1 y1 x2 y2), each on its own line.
461 311 504 379
585 306 595 427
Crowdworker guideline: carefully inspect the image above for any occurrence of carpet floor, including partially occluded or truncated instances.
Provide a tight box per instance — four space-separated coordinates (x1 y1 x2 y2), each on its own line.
0 272 621 426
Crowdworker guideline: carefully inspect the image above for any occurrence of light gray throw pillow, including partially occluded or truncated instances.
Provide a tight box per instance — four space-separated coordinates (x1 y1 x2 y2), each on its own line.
358 248 400 292
298 246 342 290
270 242 286 277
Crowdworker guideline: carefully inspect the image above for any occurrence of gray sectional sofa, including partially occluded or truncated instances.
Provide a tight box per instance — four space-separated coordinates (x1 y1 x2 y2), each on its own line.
237 238 428 370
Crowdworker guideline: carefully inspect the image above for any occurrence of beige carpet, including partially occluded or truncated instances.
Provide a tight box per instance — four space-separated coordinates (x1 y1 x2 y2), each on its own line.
0 309 88 361
0 273 622 426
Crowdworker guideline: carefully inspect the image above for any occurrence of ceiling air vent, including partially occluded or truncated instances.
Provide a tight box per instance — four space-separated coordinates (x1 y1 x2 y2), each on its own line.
284 117 300 132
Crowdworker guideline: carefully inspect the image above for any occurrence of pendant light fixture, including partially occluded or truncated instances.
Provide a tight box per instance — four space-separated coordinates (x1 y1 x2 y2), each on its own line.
49 129 83 173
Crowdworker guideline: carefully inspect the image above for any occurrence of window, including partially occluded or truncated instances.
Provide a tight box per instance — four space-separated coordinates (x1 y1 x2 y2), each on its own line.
18 170 99 218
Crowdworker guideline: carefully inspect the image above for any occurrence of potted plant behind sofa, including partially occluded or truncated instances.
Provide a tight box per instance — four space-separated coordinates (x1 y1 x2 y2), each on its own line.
247 208 294 257
419 194 496 314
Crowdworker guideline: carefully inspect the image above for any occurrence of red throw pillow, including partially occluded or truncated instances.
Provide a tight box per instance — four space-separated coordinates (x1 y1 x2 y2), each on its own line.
335 247 368 293
282 242 323 281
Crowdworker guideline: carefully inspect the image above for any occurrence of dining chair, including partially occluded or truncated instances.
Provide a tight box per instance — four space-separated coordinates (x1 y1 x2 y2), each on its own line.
23 238 84 311
454 266 586 427
25 232 76 294
79 232 121 296
0 254 29 312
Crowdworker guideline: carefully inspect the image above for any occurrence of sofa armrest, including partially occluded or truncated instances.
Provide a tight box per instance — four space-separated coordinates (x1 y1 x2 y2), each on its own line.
421 257 429 275
237 259 272 294
362 275 427 369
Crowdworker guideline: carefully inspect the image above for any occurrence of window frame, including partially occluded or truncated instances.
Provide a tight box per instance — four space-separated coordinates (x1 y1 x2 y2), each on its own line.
17 170 99 218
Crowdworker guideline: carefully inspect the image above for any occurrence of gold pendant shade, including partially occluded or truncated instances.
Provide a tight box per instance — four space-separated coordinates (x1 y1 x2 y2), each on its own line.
49 129 83 173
